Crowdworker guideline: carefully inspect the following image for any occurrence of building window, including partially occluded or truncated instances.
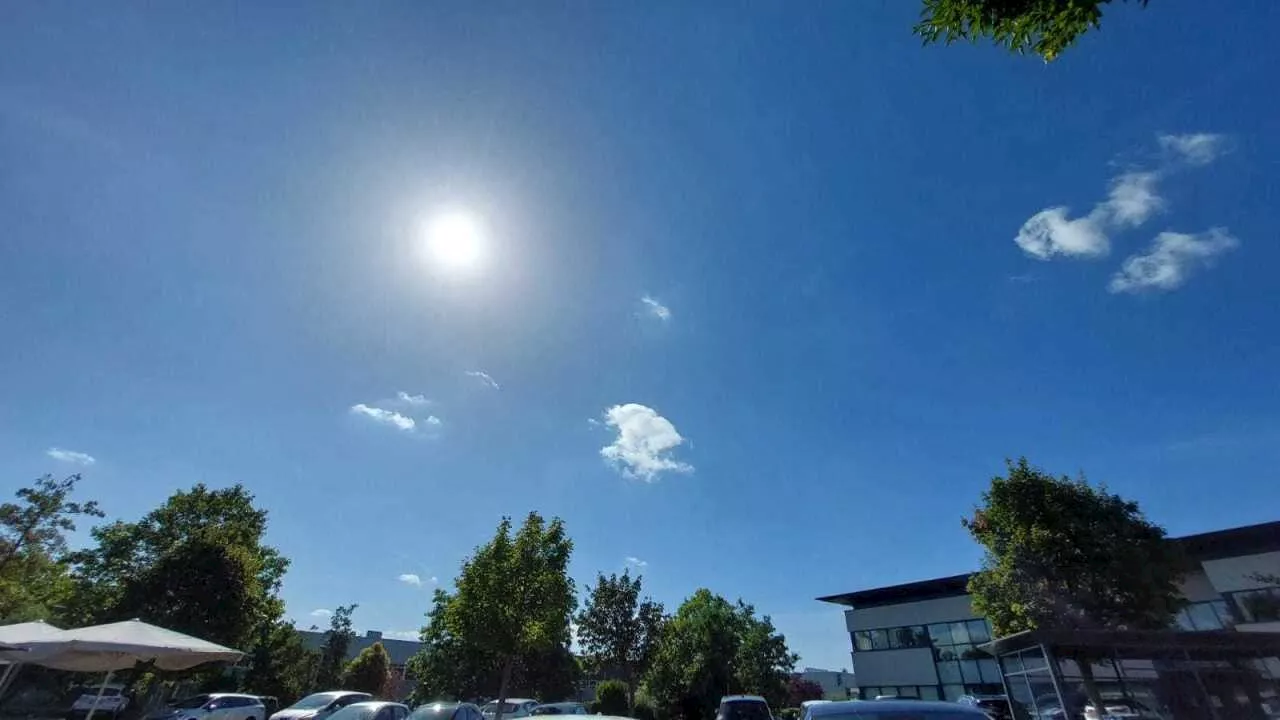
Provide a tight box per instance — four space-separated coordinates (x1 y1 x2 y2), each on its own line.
1175 599 1235 631
1231 588 1280 623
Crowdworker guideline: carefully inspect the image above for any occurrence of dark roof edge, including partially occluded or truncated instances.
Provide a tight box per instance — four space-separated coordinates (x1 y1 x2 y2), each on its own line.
819 520 1280 609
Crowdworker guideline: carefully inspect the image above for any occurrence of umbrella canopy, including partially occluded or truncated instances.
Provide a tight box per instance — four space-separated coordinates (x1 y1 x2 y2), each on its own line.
0 621 64 646
10 620 242 672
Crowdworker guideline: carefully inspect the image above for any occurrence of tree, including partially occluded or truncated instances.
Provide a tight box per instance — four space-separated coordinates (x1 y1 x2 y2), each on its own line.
242 620 319 706
316 604 358 690
0 474 102 622
68 483 288 628
343 641 391 696
964 458 1189 714
644 590 796 720
594 680 629 716
409 513 575 719
576 570 666 707
914 0 1150 62
787 677 825 705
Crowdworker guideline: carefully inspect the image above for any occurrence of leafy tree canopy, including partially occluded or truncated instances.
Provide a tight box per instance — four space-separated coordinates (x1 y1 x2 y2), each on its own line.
0 474 102 623
242 620 318 706
576 570 665 704
915 0 1149 61
787 677 825 705
644 589 796 719
316 604 359 690
342 641 391 696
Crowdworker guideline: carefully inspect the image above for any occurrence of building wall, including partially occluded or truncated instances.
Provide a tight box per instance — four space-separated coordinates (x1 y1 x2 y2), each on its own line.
1202 551 1280 593
845 595 977 632
795 668 856 700
844 650 937 687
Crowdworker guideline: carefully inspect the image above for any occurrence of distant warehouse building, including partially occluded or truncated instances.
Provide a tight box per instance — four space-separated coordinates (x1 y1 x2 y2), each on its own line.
817 520 1280 702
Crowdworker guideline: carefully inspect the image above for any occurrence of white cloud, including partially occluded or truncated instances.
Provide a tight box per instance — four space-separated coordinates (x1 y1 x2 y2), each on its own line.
46 447 96 466
1108 228 1239 294
466 370 500 390
396 391 431 406
350 403 416 431
640 295 671 321
1014 207 1111 260
398 573 423 587
310 608 332 618
599 403 692 482
625 556 648 569
1159 133 1226 166
1102 171 1164 227
425 415 443 426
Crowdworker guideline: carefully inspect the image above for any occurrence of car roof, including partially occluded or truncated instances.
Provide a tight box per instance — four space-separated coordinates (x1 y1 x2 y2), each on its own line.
807 700 987 716
535 703 583 708
210 694 264 700
347 702 407 709
721 696 768 703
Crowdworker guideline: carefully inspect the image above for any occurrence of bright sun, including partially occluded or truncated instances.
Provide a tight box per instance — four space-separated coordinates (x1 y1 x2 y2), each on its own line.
425 211 485 271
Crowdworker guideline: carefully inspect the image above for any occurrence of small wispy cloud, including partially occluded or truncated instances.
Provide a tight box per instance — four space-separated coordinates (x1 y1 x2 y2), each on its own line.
466 370 500 390
640 295 671 321
398 573 424 587
1015 206 1111 260
1159 133 1226 166
46 447 96 466
396 391 431 406
310 608 332 618
600 403 693 482
625 556 648 569
425 416 443 426
1108 228 1238 294
1103 171 1164 228
350 403 416 431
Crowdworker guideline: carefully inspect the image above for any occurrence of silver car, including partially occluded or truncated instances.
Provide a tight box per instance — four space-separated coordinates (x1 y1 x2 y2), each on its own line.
149 695 267 720
269 693 373 720
409 703 485 720
325 702 410 720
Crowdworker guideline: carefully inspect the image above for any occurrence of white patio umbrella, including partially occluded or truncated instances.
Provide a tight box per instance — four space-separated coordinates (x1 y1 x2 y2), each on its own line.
0 621 65 698
3 620 243 720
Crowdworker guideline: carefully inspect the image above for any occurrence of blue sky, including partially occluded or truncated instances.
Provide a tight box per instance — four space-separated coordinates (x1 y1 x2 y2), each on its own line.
2 0 1279 672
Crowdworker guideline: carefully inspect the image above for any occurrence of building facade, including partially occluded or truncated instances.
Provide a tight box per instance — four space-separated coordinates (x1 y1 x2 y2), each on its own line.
817 521 1280 703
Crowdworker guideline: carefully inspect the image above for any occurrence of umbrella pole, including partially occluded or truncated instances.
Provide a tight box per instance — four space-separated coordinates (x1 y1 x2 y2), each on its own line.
0 663 17 700
84 670 114 720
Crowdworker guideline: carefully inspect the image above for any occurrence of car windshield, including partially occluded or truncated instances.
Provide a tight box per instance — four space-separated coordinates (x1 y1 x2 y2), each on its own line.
291 694 344 711
816 715 980 720
532 707 575 716
172 696 211 709
409 705 457 720
482 704 521 714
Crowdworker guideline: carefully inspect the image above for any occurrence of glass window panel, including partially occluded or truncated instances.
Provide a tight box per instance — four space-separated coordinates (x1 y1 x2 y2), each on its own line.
1188 601 1223 630
934 645 957 662
1174 609 1196 631
999 653 1023 676
897 687 919 698
966 619 991 644
960 660 982 683
927 623 953 646
1211 599 1235 628
941 685 965 702
870 629 889 650
918 686 939 701
958 643 983 660
979 659 1002 684
937 661 962 684
949 621 971 644
1020 646 1048 671
854 631 873 651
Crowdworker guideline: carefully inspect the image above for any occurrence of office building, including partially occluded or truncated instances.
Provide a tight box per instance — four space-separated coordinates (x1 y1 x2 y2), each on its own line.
817 520 1280 702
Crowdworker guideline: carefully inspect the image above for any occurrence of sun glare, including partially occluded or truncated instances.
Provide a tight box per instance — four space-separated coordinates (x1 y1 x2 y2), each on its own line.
425 211 485 272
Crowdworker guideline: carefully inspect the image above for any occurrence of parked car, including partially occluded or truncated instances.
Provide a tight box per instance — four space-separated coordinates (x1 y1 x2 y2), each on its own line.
717 696 773 720
957 696 1013 720
409 702 486 720
479 700 538 720
326 702 411 720
530 704 588 716
270 692 373 720
69 684 129 720
802 700 989 720
148 694 267 720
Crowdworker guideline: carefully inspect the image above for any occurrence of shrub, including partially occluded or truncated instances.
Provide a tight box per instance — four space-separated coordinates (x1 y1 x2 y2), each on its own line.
778 710 800 720
595 680 630 716
632 694 658 720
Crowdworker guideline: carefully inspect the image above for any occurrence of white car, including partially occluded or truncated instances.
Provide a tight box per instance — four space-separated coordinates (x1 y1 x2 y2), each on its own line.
326 702 411 720
149 694 267 720
480 700 538 720
271 693 373 720
70 684 129 719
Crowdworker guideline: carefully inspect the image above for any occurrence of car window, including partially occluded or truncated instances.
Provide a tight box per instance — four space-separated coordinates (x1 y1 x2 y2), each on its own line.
720 702 771 720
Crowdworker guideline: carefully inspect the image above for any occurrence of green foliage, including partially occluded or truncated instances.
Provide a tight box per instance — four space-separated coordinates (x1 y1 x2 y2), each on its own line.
596 680 630 716
644 589 796 720
0 474 102 622
343 641 392 696
406 513 576 711
965 458 1189 636
316 604 359 689
576 571 666 703
778 710 800 720
914 0 1149 61
242 620 319 707
68 483 288 629
632 690 659 720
